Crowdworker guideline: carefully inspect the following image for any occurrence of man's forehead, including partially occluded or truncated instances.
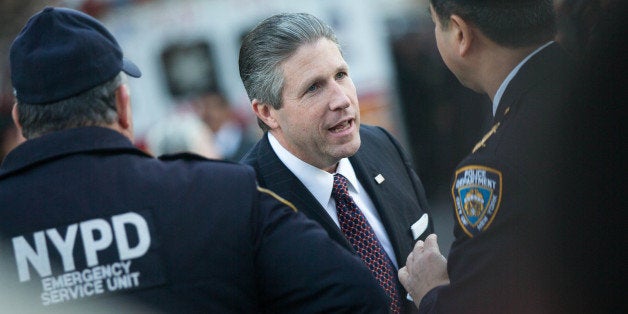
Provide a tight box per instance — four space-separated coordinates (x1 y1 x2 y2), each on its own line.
283 39 346 76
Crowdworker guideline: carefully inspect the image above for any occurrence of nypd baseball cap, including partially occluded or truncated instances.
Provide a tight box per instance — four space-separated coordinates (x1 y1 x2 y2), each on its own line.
10 7 141 104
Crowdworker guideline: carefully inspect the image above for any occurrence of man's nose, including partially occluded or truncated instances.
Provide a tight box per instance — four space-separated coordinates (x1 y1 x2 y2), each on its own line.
328 82 351 111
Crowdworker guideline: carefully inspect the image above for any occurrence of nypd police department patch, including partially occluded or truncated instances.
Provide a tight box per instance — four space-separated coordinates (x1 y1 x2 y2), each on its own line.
452 166 502 237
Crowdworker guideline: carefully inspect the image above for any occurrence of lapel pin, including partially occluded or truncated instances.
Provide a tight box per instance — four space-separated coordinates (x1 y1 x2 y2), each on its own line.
374 174 385 184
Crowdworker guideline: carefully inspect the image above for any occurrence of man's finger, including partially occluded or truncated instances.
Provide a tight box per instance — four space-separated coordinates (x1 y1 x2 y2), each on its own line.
405 250 415 267
398 266 409 285
413 239 424 250
424 233 439 250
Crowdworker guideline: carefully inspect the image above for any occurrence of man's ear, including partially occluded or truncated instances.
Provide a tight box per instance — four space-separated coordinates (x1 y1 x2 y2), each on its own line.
252 99 279 130
115 84 134 140
11 103 23 137
450 14 475 57
115 84 131 128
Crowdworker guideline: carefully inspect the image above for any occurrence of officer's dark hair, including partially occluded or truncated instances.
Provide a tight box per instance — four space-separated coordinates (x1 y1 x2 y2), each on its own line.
15 73 124 139
429 0 556 48
239 13 340 132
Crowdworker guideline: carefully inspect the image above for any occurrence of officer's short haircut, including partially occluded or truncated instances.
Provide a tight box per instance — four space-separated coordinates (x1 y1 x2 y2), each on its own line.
429 0 556 48
16 73 125 139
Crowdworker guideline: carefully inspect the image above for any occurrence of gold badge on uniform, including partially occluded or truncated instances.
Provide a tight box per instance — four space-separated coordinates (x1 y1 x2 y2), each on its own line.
451 165 502 237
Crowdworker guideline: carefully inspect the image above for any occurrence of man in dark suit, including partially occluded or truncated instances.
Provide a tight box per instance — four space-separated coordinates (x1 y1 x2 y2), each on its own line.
239 13 433 313
399 1 583 313
0 7 389 313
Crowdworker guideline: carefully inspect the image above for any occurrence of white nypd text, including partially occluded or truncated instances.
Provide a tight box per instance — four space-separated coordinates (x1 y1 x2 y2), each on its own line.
11 212 150 305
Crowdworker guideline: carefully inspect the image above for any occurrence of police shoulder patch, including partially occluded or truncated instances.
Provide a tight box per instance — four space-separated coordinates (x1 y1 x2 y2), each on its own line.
451 165 502 237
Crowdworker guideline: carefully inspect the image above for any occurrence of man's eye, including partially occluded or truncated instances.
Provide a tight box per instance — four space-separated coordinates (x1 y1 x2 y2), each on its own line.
307 84 318 93
336 72 347 79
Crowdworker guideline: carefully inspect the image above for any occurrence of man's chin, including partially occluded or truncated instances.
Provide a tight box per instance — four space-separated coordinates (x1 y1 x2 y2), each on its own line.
330 138 361 159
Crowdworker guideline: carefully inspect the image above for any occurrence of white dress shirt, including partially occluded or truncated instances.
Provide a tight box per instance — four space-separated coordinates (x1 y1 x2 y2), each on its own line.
268 133 399 268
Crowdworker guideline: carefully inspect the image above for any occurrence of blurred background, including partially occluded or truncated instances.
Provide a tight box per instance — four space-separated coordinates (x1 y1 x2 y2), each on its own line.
1 0 497 254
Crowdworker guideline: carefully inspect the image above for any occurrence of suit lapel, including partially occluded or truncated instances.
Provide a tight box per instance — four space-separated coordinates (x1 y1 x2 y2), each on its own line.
254 135 354 252
350 137 408 265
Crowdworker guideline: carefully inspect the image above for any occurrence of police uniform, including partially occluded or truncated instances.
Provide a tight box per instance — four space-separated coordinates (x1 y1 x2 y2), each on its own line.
419 43 578 313
0 126 388 313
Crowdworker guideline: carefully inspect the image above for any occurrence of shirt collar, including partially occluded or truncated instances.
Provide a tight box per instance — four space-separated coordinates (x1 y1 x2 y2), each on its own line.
492 41 554 116
268 133 360 208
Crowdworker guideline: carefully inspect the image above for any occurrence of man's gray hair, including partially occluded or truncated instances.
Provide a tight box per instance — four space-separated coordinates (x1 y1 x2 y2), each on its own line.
15 73 125 139
239 13 340 132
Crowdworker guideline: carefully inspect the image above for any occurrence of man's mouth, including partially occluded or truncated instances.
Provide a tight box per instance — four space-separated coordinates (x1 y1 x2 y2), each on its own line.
329 119 352 133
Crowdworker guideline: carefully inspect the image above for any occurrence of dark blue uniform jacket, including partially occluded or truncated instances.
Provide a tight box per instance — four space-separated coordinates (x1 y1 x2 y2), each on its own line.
420 43 579 313
0 126 388 313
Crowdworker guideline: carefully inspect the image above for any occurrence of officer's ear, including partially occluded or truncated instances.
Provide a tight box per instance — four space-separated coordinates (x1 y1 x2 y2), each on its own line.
449 14 475 57
252 99 279 130
11 103 24 138
114 84 134 141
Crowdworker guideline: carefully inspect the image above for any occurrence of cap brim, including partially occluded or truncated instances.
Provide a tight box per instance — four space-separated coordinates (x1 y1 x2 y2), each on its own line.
122 58 141 78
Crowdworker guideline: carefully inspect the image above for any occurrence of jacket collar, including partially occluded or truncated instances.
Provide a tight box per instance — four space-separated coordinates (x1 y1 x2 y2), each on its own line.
494 42 571 122
1 127 150 177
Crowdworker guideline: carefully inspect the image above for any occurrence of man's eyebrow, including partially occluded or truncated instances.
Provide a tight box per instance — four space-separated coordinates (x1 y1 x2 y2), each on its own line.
298 73 322 93
303 64 348 85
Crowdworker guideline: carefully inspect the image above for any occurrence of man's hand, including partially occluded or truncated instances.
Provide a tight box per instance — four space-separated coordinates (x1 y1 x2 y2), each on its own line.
398 234 449 308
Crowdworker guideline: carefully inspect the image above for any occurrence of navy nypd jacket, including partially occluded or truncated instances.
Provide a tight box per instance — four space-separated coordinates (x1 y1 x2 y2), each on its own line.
419 43 579 313
0 126 388 313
